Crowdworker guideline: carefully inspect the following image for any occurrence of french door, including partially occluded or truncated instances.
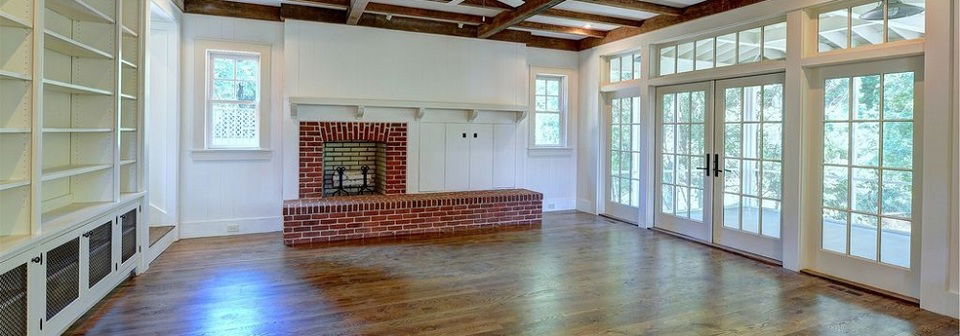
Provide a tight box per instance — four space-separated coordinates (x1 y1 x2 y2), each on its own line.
655 82 714 241
604 95 642 223
805 57 922 298
656 74 785 260
712 74 785 260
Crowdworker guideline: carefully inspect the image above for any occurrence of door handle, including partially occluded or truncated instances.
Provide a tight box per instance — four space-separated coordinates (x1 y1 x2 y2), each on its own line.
462 133 466 138
694 153 710 176
473 133 477 138
713 153 721 177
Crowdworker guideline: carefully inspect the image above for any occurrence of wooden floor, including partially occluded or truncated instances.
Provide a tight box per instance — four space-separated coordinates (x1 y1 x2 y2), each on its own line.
68 212 958 335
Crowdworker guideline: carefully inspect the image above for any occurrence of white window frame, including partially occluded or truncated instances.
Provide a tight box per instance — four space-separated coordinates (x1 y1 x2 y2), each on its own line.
654 18 787 78
529 67 576 150
191 40 272 160
606 51 642 84
205 50 262 149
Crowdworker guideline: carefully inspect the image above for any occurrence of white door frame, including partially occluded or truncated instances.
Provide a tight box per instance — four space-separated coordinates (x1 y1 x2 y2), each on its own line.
802 56 923 298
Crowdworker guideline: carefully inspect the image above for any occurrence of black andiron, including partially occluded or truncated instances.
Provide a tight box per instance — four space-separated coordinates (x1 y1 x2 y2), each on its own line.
358 165 375 194
332 166 349 196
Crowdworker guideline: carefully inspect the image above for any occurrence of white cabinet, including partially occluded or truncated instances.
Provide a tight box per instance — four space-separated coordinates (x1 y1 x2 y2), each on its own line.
467 124 493 190
419 123 446 192
0 249 37 336
492 124 517 189
419 123 517 192
444 124 471 191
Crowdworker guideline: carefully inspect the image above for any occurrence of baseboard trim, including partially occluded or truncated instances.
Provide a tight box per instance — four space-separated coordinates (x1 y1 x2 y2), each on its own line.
146 225 179 265
801 269 919 305
649 227 782 267
180 216 281 238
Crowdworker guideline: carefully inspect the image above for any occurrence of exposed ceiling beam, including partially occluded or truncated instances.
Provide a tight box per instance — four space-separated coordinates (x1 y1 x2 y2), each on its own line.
541 8 645 27
185 0 281 21
573 0 682 16
477 0 566 38
579 0 769 50
346 0 370 24
514 21 607 38
426 0 646 27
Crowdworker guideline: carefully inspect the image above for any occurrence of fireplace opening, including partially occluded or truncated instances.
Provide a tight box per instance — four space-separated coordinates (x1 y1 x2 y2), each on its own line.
322 141 386 196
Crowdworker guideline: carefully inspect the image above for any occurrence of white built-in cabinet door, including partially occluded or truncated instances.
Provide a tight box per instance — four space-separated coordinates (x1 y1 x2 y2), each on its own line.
444 124 471 191
419 123 447 192
492 124 517 189
468 124 494 190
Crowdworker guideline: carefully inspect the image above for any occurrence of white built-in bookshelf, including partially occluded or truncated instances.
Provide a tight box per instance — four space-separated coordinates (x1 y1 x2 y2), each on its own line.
0 0 144 254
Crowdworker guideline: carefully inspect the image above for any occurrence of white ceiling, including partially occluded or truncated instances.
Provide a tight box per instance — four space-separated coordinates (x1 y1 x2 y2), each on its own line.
216 0 708 40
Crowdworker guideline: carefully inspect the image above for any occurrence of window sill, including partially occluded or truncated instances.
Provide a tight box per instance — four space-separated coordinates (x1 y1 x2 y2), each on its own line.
527 147 574 156
191 149 273 161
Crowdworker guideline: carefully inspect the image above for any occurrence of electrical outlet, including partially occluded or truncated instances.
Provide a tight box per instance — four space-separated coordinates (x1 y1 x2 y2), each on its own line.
226 224 240 233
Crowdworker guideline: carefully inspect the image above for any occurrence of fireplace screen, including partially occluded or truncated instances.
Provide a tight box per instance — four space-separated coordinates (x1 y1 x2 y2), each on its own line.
323 141 386 196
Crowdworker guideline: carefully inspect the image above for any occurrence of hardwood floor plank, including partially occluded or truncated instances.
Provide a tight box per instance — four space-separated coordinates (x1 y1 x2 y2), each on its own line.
67 212 958 335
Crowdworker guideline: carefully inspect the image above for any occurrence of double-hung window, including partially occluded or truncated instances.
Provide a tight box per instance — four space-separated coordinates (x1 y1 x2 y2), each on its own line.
206 51 262 149
533 75 565 147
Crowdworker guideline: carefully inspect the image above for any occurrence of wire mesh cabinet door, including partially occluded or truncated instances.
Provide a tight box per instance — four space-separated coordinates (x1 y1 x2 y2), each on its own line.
84 219 114 294
40 228 85 335
0 250 37 336
117 205 139 272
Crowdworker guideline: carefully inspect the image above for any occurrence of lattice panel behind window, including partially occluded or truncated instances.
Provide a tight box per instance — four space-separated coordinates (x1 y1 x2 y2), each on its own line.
208 51 261 149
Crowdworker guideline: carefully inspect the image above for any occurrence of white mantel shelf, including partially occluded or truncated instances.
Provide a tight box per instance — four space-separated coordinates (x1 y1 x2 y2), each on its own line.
288 97 528 122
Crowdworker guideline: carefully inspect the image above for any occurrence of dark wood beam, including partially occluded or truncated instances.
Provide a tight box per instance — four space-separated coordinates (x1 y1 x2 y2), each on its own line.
185 0 281 21
428 0 646 27
541 8 645 27
578 0 768 50
346 0 371 24
280 4 579 50
573 0 682 16
515 21 607 38
477 0 565 38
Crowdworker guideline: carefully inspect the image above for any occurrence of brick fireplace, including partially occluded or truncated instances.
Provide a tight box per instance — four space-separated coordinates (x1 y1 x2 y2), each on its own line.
286 120 542 246
299 122 406 198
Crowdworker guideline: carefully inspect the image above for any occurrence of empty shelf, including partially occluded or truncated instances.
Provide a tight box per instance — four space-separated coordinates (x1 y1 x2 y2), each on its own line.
120 128 137 132
43 79 112 95
44 30 114 59
120 159 136 166
43 128 112 133
0 11 31 28
121 59 138 69
121 25 138 38
0 128 30 134
41 164 111 181
121 93 137 100
0 179 29 191
0 69 30 81
46 0 114 24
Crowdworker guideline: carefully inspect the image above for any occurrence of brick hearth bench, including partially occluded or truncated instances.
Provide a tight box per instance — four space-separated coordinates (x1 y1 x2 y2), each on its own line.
282 189 543 245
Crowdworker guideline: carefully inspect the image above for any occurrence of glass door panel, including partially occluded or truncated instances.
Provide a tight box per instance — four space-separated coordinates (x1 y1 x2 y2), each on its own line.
713 73 784 260
655 82 713 241
807 57 921 298
604 96 642 222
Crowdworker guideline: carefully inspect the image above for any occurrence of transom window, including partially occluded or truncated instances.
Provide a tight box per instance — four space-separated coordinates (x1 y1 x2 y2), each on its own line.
817 0 925 53
657 21 786 77
608 51 641 83
206 51 261 149
533 75 565 147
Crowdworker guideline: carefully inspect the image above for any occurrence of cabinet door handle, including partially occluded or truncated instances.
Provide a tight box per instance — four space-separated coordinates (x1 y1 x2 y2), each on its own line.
462 133 466 138
473 133 477 138
31 255 42 264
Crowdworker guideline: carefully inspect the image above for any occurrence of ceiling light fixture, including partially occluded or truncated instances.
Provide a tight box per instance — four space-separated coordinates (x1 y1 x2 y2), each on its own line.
859 0 924 20
386 14 393 20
